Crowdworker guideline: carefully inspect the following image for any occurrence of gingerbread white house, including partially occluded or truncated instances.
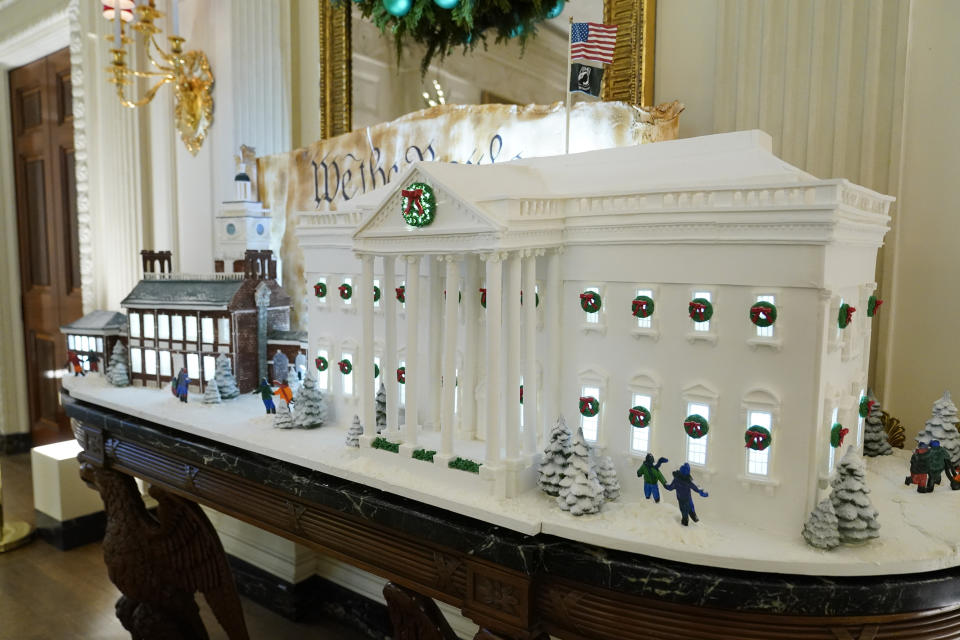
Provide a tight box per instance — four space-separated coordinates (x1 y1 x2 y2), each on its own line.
296 130 892 535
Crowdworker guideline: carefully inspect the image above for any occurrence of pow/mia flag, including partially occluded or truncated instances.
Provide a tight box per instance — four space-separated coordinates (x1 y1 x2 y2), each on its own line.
569 63 604 97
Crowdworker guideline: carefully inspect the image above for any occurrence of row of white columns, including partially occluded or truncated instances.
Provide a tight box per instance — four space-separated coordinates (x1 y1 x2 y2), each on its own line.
356 250 551 468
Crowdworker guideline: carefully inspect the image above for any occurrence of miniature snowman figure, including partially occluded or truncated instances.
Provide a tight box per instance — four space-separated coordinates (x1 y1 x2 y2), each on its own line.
664 462 709 526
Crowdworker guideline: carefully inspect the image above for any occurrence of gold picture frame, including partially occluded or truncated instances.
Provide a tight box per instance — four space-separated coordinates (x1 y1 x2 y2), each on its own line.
317 0 656 140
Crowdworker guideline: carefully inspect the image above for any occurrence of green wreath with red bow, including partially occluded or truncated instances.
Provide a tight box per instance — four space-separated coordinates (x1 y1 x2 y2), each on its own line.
580 291 601 314
479 288 487 309
867 295 883 317
749 301 777 327
838 303 855 329
629 405 651 428
400 182 436 228
313 282 327 298
632 295 655 319
395 285 406 303
689 298 713 322
397 366 406 384
315 356 328 371
859 396 872 418
339 283 353 300
745 426 772 451
684 414 709 439
579 396 599 417
830 423 849 448
373 285 381 302
337 359 352 375
374 363 380 378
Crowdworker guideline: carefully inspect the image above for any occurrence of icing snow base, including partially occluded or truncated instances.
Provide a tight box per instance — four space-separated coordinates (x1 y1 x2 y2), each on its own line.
64 375 960 577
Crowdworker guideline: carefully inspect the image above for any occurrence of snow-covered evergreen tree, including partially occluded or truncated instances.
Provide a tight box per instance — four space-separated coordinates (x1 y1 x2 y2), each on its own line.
106 342 130 387
273 400 294 429
916 391 960 465
538 416 572 496
293 371 328 429
214 354 239 399
801 498 840 550
272 350 290 382
375 383 387 433
830 448 880 543
597 456 621 501
862 391 892 457
557 426 605 516
202 377 221 404
346 415 363 447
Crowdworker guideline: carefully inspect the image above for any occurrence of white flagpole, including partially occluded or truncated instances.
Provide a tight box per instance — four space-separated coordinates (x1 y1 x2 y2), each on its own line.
564 17 573 155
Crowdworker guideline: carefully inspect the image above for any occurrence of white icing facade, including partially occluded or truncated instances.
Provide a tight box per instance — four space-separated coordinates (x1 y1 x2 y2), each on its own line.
297 131 892 535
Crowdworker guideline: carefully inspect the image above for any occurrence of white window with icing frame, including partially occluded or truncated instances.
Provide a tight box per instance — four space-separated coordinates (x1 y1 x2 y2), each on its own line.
685 402 710 466
682 382 718 469
186 353 200 381
201 317 215 345
316 347 330 391
341 350 354 396
692 290 712 332
185 316 198 343
754 294 776 338
129 312 141 339
171 315 184 341
157 314 170 340
627 372 659 456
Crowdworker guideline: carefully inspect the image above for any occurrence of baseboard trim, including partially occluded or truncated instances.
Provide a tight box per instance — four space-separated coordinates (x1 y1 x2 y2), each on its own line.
0 432 32 454
227 554 392 639
34 509 106 550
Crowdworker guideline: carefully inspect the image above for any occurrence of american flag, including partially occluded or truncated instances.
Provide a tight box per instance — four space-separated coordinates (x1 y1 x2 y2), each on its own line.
570 22 618 65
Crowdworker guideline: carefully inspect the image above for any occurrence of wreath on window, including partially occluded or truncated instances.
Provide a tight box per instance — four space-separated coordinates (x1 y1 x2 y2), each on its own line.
397 366 406 384
337 359 353 375
315 356 328 372
479 288 487 309
867 295 883 317
632 295 655 319
579 396 599 417
374 363 380 378
395 285 406 303
339 283 353 300
629 405 651 428
859 396 872 418
400 182 436 228
683 414 709 439
830 423 849 448
688 298 713 322
745 426 772 451
838 303 855 329
373 285 381 302
749 301 777 327
313 282 327 298
580 291 601 314
520 384 524 404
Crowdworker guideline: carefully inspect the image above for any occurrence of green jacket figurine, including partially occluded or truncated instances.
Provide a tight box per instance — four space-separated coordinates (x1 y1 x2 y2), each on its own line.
636 453 669 503
253 378 276 414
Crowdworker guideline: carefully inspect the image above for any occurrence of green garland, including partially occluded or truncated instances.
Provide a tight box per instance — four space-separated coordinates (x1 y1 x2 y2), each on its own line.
339 0 567 75
339 283 353 300
400 182 436 227
689 298 713 322
629 405 651 428
448 456 482 473
632 295 655 319
372 437 400 453
684 414 709 439
579 396 599 418
580 291 602 314
745 426 772 451
338 359 353 375
749 301 777 327
412 448 436 462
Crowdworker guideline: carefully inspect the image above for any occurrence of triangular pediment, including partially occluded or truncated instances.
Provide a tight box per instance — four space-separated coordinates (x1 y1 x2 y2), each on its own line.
353 165 505 249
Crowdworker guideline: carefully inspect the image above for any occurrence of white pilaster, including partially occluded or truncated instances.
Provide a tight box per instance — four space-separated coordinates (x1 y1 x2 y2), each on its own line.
504 253 522 462
461 254 480 439
483 254 503 467
383 256 399 435
546 250 562 440
439 256 459 459
427 258 443 430
522 251 539 456
360 254 375 436
402 255 421 449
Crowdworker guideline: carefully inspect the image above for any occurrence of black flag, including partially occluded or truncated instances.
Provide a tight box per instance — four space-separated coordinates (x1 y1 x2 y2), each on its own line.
569 63 604 97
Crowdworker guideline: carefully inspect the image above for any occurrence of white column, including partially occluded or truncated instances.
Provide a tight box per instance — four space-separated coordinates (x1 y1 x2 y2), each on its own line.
484 253 503 466
360 254 375 436
522 251 539 456
546 249 562 441
504 253 522 461
403 255 421 447
440 256 459 458
383 256 399 435
427 259 444 430
461 254 480 438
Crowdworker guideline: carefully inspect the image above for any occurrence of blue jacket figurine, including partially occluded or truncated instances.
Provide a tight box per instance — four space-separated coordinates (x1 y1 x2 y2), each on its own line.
174 367 190 403
664 463 709 526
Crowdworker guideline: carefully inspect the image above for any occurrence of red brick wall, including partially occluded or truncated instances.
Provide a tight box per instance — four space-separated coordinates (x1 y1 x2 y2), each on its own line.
234 312 259 393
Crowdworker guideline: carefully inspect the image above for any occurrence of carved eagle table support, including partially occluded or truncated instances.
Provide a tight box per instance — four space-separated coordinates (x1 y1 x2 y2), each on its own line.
79 463 250 640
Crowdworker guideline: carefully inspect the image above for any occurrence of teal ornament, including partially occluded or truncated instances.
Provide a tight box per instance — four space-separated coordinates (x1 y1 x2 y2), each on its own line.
508 14 525 38
434 0 459 8
545 0 564 19
383 0 412 17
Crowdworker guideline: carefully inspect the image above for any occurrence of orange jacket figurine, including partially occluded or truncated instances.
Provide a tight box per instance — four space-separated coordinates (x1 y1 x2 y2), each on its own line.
273 380 293 405
66 350 85 377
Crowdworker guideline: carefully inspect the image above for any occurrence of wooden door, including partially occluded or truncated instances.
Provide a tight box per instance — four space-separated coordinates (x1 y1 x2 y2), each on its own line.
10 48 82 445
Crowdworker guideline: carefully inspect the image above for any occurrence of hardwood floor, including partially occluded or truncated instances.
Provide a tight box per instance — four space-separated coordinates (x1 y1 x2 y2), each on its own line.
0 452 370 640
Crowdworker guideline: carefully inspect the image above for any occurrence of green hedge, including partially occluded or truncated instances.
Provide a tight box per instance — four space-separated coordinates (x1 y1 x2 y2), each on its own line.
412 448 436 462
371 437 400 453
448 457 482 474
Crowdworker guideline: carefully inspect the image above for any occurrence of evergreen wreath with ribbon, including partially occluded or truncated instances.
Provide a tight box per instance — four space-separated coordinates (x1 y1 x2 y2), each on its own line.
374 363 380 378
338 359 353 375
479 288 487 309
342 0 568 75
632 295 655 319
629 405 652 429
397 366 406 384
579 396 600 417
339 283 353 300
689 298 714 322
749 301 777 327
830 423 849 448
313 282 327 298
838 303 856 329
520 384 524 404
867 295 883 317
859 396 872 418
580 291 602 314
315 356 328 372
684 414 709 439
400 182 436 227
745 426 772 451
373 285 381 302
395 285 406 303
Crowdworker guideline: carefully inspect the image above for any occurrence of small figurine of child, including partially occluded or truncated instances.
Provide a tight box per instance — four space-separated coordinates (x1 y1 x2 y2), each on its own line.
66 350 85 377
273 379 293 408
635 453 669 503
664 462 709 526
906 442 932 493
173 367 190 403
254 378 276 414
88 352 100 373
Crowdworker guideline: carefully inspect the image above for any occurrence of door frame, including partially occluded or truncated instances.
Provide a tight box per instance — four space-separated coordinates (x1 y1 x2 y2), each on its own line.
0 3 75 444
